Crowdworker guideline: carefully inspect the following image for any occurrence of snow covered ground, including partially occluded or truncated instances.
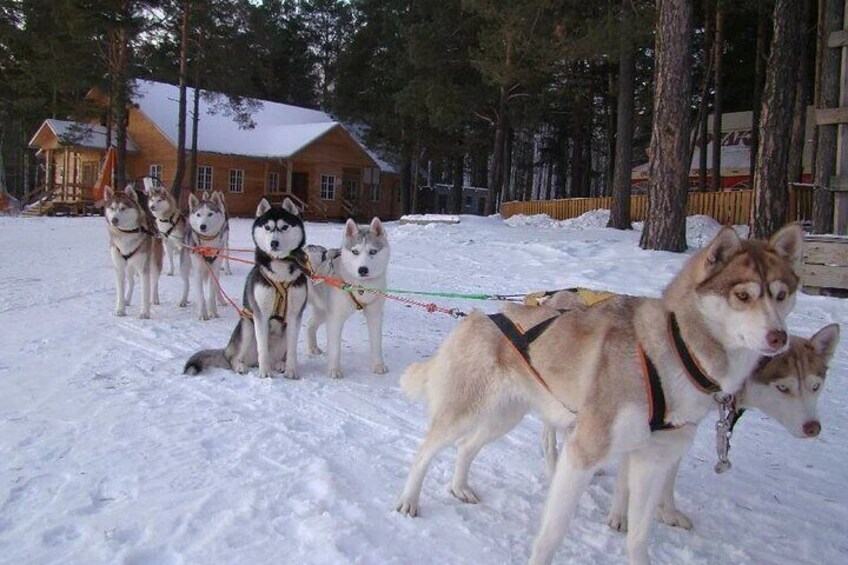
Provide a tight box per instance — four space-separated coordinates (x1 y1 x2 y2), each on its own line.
1 212 846 565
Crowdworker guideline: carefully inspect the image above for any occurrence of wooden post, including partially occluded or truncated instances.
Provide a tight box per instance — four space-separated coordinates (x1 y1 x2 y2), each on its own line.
833 2 848 232
285 159 293 195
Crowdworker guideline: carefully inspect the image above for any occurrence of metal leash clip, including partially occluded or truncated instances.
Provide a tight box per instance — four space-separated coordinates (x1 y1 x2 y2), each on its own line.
714 394 737 474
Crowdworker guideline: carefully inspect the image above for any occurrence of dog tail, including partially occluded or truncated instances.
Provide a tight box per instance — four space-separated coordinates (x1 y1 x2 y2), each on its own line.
400 361 431 400
184 349 229 375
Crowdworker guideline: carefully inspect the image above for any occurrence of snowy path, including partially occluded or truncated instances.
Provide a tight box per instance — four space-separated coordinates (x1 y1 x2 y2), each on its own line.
0 214 846 564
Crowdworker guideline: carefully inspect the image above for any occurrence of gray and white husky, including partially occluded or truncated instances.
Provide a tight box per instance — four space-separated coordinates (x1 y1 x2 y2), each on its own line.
305 218 390 379
187 191 228 320
202 189 233 277
395 225 802 565
184 198 308 379
147 184 190 307
103 185 163 318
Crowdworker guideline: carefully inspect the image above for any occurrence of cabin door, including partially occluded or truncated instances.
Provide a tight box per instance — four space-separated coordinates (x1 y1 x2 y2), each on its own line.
291 172 309 202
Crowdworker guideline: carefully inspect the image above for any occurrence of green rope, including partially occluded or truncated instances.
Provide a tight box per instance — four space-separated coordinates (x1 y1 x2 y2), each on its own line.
338 282 525 302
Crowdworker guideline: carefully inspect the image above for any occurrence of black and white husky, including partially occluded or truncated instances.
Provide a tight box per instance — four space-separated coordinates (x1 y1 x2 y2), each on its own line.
184 198 309 379
187 191 228 320
306 218 390 379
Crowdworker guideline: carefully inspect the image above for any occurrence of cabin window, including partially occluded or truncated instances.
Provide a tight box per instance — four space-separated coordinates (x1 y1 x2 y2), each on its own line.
370 184 380 202
320 175 336 200
229 169 244 193
268 171 280 193
197 166 213 192
465 195 472 206
344 179 358 200
149 164 163 188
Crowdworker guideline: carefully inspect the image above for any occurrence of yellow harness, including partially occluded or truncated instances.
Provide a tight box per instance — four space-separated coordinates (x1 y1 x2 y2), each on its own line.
523 288 617 308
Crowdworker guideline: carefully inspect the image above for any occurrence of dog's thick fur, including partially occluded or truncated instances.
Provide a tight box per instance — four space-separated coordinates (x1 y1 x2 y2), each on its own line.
146 185 190 307
184 198 308 379
103 185 163 318
305 217 390 379
186 191 229 320
395 225 802 565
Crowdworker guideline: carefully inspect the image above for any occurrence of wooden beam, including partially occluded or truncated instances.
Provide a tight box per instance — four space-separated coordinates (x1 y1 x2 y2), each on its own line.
815 106 848 125
828 30 848 48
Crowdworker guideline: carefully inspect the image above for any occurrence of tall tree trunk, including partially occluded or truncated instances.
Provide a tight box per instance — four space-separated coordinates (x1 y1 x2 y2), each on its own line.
788 0 812 184
809 0 826 172
812 0 843 233
750 0 768 183
608 0 636 230
113 26 129 191
711 0 723 190
607 63 617 195
640 0 693 252
171 1 191 200
189 72 201 199
452 152 464 214
400 152 412 215
699 0 714 192
751 0 804 238
487 87 508 214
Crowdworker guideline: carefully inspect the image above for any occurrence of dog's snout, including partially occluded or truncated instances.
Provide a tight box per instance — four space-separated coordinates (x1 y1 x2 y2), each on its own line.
199 224 207 232
358 266 369 276
803 421 821 438
110 217 119 226
766 330 787 351
270 240 279 250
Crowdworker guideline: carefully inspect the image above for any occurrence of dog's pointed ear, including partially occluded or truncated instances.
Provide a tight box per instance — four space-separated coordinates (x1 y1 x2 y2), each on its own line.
189 192 200 210
282 197 300 217
256 198 271 218
212 190 226 207
769 223 803 266
344 218 358 239
103 186 114 201
699 227 741 281
124 185 139 202
370 217 385 237
810 323 840 363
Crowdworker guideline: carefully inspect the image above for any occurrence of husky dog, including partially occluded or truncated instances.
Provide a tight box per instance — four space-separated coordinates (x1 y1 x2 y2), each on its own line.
395 225 802 565
601 322 839 533
184 198 309 379
187 191 229 320
202 189 233 277
147 185 190 307
305 218 390 379
103 185 163 318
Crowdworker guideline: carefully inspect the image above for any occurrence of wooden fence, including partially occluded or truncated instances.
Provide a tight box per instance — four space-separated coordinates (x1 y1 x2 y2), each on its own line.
500 187 813 226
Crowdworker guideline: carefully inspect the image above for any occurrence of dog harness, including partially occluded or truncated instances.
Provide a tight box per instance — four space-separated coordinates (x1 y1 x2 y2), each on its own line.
157 213 184 239
638 312 723 432
111 225 147 261
487 313 563 397
241 250 312 322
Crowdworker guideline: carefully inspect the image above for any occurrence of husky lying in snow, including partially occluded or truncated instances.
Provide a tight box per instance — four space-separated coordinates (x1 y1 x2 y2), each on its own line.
186 191 229 320
395 225 802 565
305 218 390 379
184 198 309 379
103 185 163 319
146 185 190 307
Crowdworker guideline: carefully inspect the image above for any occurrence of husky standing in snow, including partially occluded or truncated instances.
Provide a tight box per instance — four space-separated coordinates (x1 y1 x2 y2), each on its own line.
184 198 309 379
186 191 229 320
202 189 233 277
395 225 802 565
103 185 163 319
305 218 390 379
146 185 190 307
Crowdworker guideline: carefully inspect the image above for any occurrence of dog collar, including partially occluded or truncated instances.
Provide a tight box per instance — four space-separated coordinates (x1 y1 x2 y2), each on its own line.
114 225 142 234
668 313 722 394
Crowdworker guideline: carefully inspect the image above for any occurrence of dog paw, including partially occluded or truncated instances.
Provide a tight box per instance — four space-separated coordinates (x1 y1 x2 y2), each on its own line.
138 311 151 320
153 298 160 306
256 368 273 379
372 362 389 375
449 485 479 504
607 512 628 532
281 370 300 380
395 499 419 517
657 507 693 530
328 368 344 379
115 308 126 317
232 362 248 374
309 345 324 356
197 313 209 321
179 300 189 308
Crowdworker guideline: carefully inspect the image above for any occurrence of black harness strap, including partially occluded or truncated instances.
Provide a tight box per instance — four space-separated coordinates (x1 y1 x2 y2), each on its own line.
668 313 722 394
160 213 183 239
488 313 561 398
638 346 676 432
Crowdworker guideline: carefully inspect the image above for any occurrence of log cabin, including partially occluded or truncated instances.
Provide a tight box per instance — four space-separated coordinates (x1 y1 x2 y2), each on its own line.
27 80 400 220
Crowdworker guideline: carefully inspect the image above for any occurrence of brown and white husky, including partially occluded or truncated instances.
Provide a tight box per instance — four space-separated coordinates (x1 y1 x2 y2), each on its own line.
103 185 163 319
395 225 802 565
146 185 190 307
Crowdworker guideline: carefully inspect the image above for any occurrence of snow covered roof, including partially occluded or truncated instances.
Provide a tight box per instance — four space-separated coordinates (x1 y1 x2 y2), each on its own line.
131 80 394 170
28 119 139 152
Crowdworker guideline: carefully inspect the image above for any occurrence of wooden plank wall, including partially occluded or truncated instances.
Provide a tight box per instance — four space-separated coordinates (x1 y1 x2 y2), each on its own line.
501 187 813 226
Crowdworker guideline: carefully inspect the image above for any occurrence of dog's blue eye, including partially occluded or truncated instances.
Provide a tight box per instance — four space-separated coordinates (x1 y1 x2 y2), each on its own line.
369 249 377 256
207 212 212 217
281 225 288 231
351 249 360 256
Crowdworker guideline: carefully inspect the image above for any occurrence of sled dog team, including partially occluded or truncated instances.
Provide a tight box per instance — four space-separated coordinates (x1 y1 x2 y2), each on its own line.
104 184 839 564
